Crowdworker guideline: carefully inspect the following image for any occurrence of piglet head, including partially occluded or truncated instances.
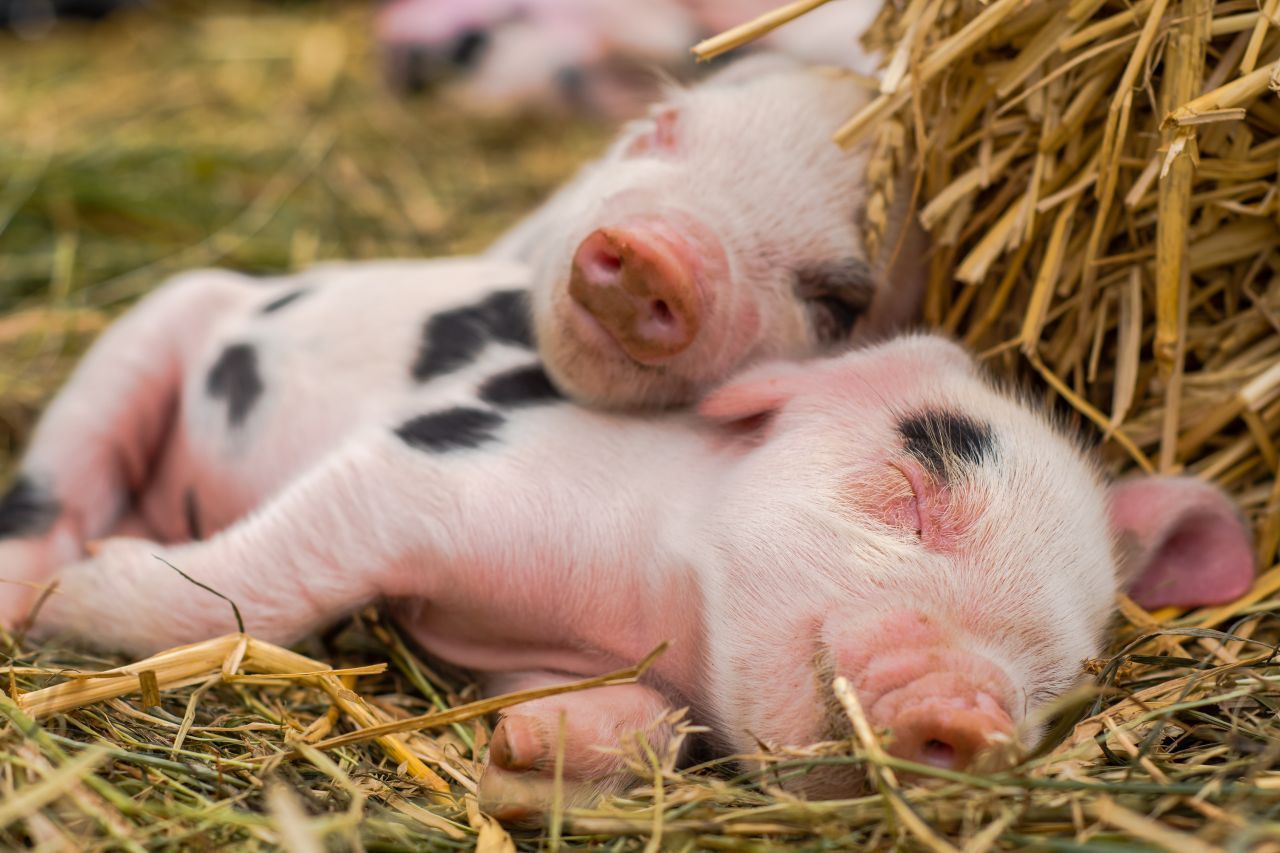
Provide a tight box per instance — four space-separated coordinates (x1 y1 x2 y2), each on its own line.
532 57 923 409
690 335 1255 796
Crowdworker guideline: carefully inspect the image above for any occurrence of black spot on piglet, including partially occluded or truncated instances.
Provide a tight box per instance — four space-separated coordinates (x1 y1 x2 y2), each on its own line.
395 407 504 453
479 365 563 409
897 409 995 477
479 290 534 349
0 475 59 539
411 290 533 382
413 309 488 382
207 343 264 427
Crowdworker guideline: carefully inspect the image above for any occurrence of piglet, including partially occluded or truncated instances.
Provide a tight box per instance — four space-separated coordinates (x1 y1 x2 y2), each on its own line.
376 0 883 117
0 263 1254 817
492 54 926 408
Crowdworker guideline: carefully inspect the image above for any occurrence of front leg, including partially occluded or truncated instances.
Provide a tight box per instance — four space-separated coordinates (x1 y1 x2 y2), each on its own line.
34 425 476 656
479 672 683 823
2 270 253 629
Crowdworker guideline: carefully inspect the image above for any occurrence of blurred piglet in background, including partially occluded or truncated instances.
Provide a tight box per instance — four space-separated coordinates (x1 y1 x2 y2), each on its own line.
376 0 885 117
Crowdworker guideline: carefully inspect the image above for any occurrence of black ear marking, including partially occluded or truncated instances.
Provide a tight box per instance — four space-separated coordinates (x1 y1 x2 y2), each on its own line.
411 289 533 383
0 476 59 540
259 288 309 314
395 407 505 453
206 343 264 427
897 409 995 477
479 365 563 409
793 258 877 345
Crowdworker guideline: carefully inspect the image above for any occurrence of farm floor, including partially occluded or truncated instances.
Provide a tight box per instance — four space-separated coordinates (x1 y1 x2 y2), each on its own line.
2 2 1280 851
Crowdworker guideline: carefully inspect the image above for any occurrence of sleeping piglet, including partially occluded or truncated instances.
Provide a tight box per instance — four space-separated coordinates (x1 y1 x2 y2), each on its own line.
490 54 926 408
377 0 884 117
0 263 1254 817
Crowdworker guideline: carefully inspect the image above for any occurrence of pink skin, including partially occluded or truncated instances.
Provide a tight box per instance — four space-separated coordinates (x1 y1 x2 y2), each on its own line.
478 674 676 823
0 267 1256 817
1108 477 1256 609
832 611 1017 769
377 0 514 47
489 56 929 409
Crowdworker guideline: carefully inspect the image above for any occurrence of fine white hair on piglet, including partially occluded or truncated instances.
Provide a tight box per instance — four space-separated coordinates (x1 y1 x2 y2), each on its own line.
1 267 1254 814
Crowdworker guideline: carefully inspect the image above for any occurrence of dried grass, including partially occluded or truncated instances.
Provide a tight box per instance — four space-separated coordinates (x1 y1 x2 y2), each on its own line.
2 0 1280 849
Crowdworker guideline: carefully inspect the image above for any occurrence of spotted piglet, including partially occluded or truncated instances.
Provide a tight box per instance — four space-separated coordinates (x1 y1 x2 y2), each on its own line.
0 263 1254 818
377 0 884 117
490 54 926 408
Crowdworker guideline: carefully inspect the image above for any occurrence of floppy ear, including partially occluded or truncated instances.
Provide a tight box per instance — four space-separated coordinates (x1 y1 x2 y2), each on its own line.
623 106 680 157
1108 476 1255 609
698 361 813 433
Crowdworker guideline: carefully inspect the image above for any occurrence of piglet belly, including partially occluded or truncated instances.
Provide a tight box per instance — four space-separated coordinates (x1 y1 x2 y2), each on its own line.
390 599 622 677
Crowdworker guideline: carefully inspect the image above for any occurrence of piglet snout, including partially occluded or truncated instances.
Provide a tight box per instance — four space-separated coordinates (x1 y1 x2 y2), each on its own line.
883 688 1014 771
568 226 704 364
862 660 1016 773
849 637 1018 768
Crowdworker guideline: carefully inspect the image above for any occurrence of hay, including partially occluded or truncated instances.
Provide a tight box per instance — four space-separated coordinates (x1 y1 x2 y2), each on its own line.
2 0 1280 849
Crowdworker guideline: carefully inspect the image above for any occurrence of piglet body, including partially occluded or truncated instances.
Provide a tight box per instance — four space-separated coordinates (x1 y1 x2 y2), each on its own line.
376 0 884 117
0 262 1255 817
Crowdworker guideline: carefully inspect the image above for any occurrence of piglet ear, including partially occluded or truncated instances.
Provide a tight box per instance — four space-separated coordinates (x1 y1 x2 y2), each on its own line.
1108 477 1255 610
698 361 812 433
623 106 680 157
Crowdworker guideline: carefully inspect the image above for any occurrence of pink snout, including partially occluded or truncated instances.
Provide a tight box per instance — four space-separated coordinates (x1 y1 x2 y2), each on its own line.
568 226 704 364
883 688 1014 771
863 661 1016 772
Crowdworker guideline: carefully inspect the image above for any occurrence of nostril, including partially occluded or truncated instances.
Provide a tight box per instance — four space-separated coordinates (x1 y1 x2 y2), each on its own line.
650 299 674 327
594 250 623 276
574 241 624 285
921 739 957 769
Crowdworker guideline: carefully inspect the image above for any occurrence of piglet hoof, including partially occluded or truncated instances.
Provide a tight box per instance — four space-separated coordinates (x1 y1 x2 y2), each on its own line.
0 538 62 633
0 591 37 634
478 715 622 825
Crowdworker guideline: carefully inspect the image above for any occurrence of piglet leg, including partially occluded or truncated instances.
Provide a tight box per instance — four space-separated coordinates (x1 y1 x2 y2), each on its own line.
31 415 536 655
1 271 252 629
479 672 681 822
